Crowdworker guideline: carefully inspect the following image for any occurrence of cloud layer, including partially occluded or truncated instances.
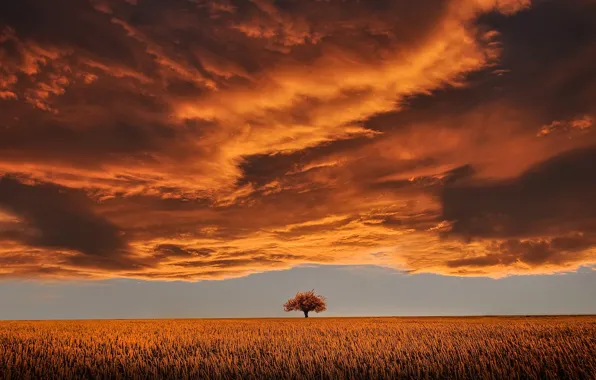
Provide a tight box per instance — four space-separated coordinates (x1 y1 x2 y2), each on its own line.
1 0 595 280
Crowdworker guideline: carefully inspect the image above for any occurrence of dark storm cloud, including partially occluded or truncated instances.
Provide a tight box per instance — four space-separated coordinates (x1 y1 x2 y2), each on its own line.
481 0 596 122
154 244 214 258
238 136 375 188
0 0 151 71
0 176 128 259
442 147 596 239
446 234 596 269
0 118 177 162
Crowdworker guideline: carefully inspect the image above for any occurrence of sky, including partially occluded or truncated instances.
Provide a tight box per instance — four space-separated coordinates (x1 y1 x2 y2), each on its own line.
0 0 595 318
1 266 596 320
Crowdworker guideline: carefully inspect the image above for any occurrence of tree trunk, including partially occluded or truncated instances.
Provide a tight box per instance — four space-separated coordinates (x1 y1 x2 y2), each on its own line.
304 311 309 318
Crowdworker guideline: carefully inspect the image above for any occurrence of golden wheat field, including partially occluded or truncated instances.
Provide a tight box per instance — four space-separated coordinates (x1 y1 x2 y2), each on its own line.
1 316 595 379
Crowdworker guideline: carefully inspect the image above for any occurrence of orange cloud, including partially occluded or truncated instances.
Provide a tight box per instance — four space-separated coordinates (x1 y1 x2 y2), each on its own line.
538 115 594 137
1 0 596 280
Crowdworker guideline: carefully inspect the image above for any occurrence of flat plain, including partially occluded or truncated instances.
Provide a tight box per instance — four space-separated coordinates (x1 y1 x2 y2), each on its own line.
1 316 595 379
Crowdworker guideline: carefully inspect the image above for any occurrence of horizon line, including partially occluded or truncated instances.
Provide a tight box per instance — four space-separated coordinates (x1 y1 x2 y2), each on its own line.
3 314 595 322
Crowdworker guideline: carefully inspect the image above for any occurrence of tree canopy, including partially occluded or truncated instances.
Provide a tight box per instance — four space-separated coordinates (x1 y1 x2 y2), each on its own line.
283 290 327 318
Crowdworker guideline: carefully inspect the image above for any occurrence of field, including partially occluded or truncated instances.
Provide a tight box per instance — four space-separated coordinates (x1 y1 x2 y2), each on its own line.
1 317 595 379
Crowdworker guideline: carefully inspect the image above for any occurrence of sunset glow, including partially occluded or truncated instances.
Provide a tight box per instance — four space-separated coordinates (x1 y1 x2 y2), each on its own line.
1 0 595 281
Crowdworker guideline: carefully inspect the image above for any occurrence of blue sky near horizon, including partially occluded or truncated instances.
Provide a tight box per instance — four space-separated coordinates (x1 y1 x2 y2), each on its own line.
1 265 595 320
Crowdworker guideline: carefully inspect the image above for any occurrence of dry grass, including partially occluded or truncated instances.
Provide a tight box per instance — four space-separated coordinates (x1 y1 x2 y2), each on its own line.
1 316 595 379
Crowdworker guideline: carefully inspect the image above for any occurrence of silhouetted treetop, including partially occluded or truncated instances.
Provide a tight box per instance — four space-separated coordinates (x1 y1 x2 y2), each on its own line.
283 289 327 318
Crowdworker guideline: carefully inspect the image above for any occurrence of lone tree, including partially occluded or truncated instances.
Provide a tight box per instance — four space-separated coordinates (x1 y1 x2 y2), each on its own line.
283 289 327 318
